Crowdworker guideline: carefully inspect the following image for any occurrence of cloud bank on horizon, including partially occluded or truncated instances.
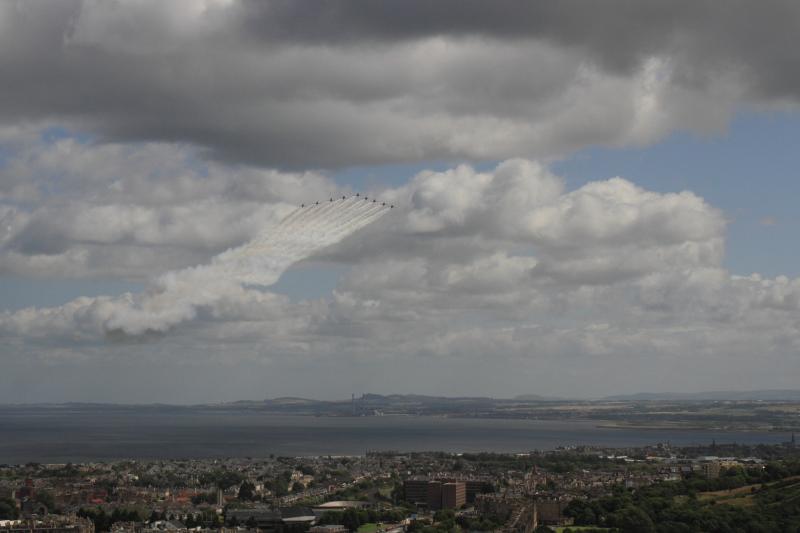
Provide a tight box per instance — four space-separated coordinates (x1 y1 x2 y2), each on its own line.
1 0 800 401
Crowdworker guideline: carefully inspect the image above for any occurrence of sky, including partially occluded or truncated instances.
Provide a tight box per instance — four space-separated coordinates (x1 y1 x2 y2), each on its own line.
1 0 800 403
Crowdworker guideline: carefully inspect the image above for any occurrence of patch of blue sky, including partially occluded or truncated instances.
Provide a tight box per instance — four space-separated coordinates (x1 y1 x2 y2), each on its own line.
40 125 93 145
0 264 349 312
0 277 143 312
269 262 349 301
553 110 800 277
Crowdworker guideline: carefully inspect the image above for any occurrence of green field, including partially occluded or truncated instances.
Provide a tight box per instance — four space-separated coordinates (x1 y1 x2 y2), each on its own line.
357 523 379 533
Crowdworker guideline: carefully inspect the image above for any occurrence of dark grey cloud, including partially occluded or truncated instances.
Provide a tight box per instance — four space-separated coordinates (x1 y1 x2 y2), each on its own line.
0 0 798 169
242 0 800 97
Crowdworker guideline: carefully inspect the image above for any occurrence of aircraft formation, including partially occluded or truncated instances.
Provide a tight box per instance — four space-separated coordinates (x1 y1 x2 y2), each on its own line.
301 193 394 209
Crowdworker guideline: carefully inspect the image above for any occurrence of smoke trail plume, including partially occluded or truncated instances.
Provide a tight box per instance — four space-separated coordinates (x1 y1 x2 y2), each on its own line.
42 197 390 337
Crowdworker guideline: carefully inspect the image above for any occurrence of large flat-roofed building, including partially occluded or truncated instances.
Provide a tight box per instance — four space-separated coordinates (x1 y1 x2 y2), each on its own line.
464 480 490 504
226 508 281 530
225 507 315 533
700 461 721 479
311 501 368 517
536 499 573 527
426 481 442 510
310 526 347 533
403 480 431 505
441 482 466 510
404 479 467 510
0 517 94 533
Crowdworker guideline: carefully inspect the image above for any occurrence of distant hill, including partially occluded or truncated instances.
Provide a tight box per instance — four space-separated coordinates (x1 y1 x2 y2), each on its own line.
261 393 569 407
264 396 331 406
512 394 562 401
360 393 497 403
259 393 513 417
259 390 800 405
11 390 800 412
602 389 800 401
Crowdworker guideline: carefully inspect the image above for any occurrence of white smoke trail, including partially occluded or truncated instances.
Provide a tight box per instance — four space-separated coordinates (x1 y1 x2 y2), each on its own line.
94 196 392 336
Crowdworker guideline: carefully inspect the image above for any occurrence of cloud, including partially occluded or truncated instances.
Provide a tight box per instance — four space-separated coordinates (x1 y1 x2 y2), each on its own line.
372 159 725 286
0 1 796 168
4 158 799 395
0 134 343 279
2 195 390 337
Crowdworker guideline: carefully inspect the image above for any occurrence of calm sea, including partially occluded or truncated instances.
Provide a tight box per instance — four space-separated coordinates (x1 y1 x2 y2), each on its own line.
0 406 789 464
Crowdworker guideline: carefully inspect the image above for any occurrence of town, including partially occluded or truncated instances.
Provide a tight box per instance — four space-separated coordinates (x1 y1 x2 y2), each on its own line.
3 439 800 533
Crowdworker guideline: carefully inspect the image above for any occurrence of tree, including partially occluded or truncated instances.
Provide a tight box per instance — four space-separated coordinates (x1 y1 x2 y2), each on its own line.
564 499 598 526
0 498 19 520
272 477 289 497
292 481 306 493
201 469 245 490
612 506 655 533
34 490 55 512
238 481 256 501
342 508 361 532
78 507 113 532
318 511 344 525
433 509 454 523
